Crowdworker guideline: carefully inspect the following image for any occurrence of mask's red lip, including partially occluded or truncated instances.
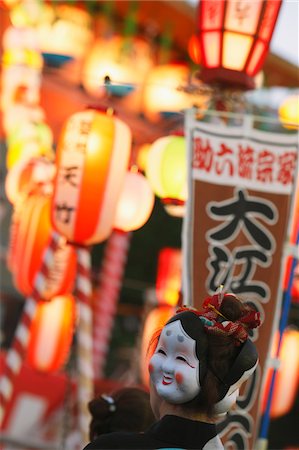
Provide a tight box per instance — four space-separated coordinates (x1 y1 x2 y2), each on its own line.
162 377 172 385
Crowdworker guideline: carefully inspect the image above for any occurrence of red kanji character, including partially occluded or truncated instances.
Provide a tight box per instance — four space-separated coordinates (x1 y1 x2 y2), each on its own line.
256 150 275 183
277 151 297 185
193 137 214 172
238 144 254 179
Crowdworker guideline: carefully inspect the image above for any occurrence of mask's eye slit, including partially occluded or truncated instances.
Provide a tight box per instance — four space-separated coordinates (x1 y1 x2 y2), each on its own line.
157 348 166 356
176 356 187 362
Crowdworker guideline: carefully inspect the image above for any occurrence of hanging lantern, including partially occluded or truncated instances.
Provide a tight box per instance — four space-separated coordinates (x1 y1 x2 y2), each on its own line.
9 193 77 298
188 34 201 65
82 35 154 98
6 120 55 169
145 135 187 217
35 4 93 64
113 170 154 232
261 329 299 418
143 63 200 122
197 0 282 89
5 156 55 205
136 143 151 173
51 109 131 245
26 294 76 373
140 305 175 387
156 248 182 307
278 94 299 130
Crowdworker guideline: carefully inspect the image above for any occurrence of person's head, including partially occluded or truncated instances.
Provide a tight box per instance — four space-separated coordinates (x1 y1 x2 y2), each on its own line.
148 288 260 419
88 387 155 441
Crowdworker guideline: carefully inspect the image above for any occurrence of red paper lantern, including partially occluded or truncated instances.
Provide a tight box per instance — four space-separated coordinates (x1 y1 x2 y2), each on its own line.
197 0 282 89
156 247 182 307
188 34 201 65
113 170 154 232
26 294 76 373
51 109 131 244
9 193 77 298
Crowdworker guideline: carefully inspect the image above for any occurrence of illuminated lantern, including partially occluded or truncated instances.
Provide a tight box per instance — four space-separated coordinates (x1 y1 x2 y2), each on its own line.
279 94 299 129
36 4 93 62
9 193 77 298
197 0 282 89
140 305 175 387
26 294 76 373
51 109 131 244
143 64 200 122
188 34 201 65
156 248 182 307
136 143 151 173
113 170 154 232
6 121 54 170
5 156 55 204
82 35 154 98
261 329 299 418
145 135 187 217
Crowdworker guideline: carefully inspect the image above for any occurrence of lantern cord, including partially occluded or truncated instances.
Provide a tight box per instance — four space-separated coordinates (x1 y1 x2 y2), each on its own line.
257 228 299 448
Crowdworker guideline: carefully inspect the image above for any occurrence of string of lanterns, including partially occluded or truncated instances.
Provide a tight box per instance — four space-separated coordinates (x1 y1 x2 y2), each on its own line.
0 0 298 446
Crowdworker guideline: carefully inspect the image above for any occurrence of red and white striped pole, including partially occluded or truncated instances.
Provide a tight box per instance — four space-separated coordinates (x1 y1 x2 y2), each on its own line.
93 229 132 379
75 246 94 446
0 231 61 426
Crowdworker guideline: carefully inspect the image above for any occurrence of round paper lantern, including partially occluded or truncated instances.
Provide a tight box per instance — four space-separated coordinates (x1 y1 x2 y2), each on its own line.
279 94 299 130
1 65 42 113
140 305 175 387
51 109 132 245
9 193 77 298
136 143 151 173
82 35 154 98
145 135 187 217
113 171 154 232
5 156 55 204
26 294 76 373
39 4 92 59
188 34 201 65
261 329 299 418
6 121 54 170
156 247 182 306
143 64 198 122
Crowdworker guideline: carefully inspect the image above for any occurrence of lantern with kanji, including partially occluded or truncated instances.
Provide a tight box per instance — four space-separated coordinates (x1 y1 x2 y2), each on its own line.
156 247 182 307
26 294 76 373
113 170 154 232
51 109 132 245
8 193 77 298
145 135 187 217
197 0 282 89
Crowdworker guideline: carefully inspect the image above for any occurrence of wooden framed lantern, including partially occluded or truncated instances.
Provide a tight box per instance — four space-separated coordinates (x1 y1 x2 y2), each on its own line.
197 0 282 89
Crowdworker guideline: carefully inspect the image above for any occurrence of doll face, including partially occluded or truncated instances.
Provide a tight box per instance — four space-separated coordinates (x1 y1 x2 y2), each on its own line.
148 320 201 404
